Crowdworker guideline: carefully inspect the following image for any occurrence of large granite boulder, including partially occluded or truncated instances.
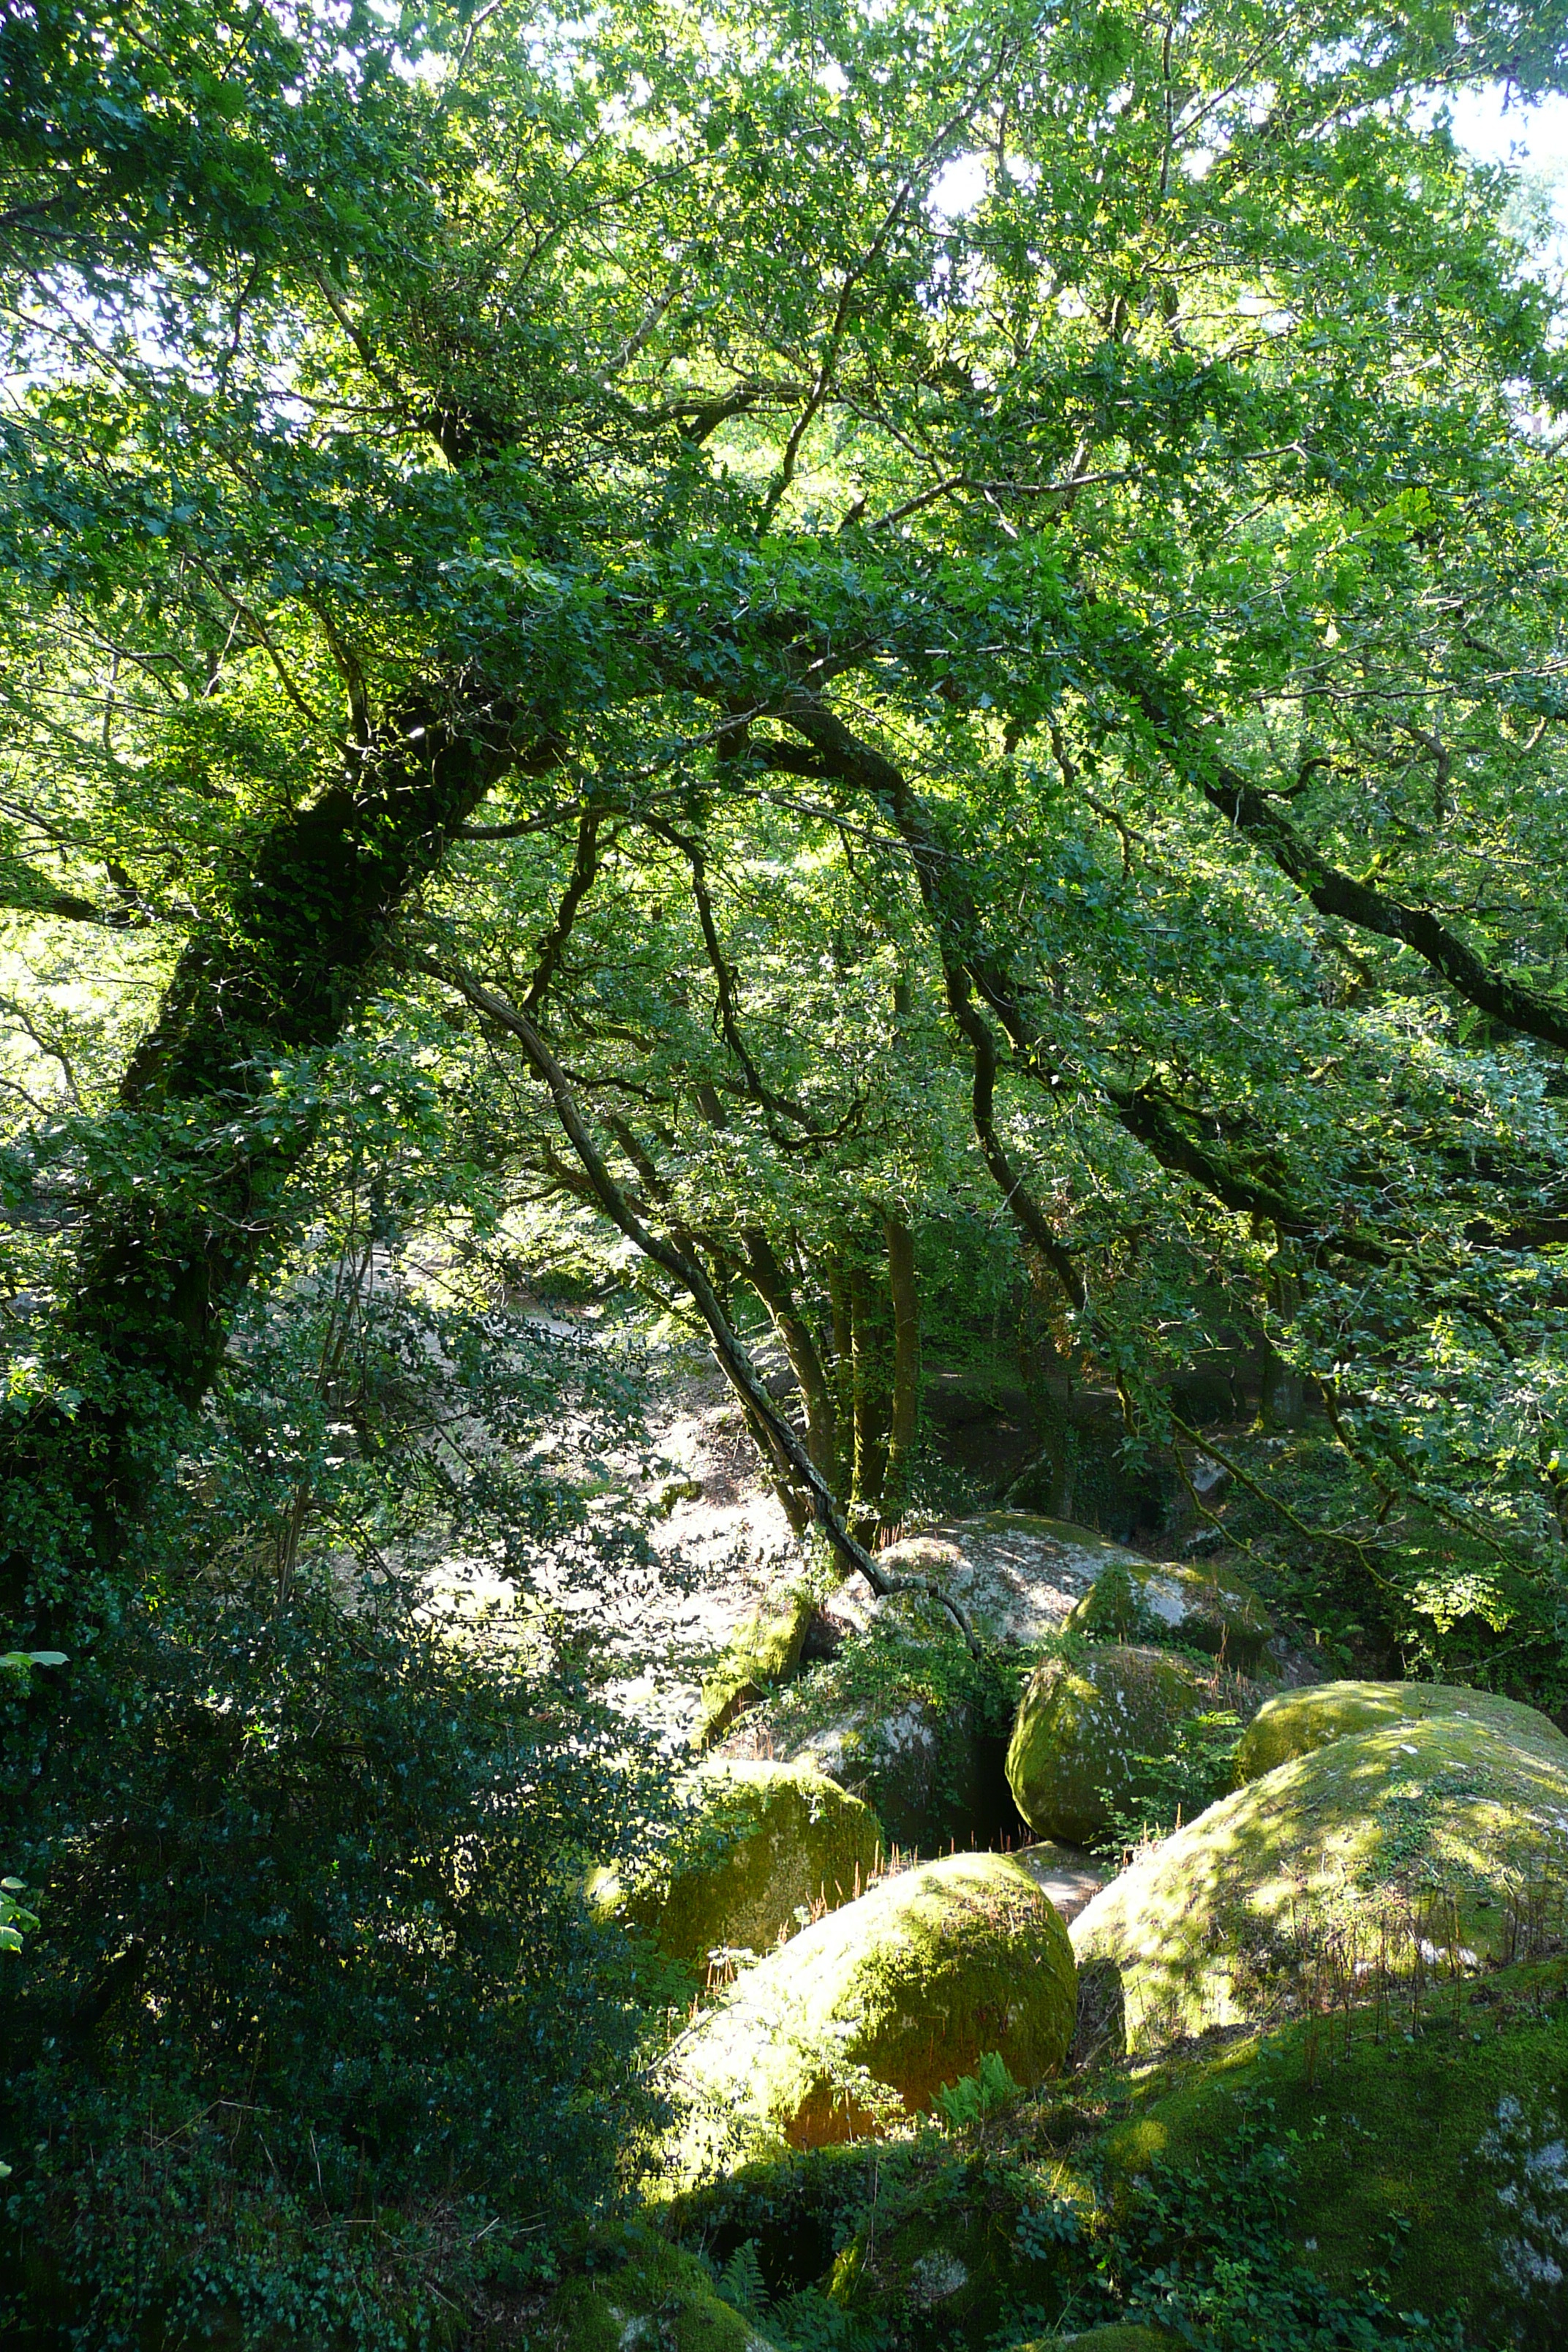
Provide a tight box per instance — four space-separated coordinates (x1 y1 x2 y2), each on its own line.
595 1760 884 1976
1064 1553 1271 1672
1234 1676 1568 1784
1072 1714 1568 2050
872 1515 1157 1648
668 1852 1076 2179
1006 1645 1243 1848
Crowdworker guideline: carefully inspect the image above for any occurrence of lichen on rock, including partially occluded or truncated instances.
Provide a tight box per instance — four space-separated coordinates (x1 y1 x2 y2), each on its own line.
1235 1676 1568 1784
666 1850 1077 2179
1071 1715 1568 2050
1064 1553 1272 1672
1006 1643 1245 1848
873 1515 1151 1649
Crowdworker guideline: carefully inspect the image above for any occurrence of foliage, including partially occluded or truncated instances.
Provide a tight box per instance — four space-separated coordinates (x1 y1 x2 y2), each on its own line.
1 1571 668 2343
1090 1708 1246 1859
935 2051 1022 2136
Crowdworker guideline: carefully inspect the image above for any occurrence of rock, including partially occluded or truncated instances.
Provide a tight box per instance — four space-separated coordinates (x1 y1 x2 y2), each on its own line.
601 1760 883 1975
872 1515 1151 1648
744 1692 1011 1858
1096 1953 1568 2350
1235 1676 1568 1783
825 2168 1088 2352
1014 1840 1109 1923
1064 1554 1271 1672
693 1588 815 1749
668 1852 1077 2176
540 2234 778 2352
1006 1645 1242 1848
1071 1715 1568 2051
718 1615 1017 1855
1048 2332 1181 2351
651 1474 705 1519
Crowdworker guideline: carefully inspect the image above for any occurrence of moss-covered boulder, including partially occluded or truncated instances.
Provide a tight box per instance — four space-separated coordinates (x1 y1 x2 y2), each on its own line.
1098 1956 1568 2349
538 2236 779 2352
1006 1645 1240 1848
1072 1715 1568 2050
875 1515 1155 1648
668 1852 1077 2178
1065 1555 1272 1673
603 1761 883 1975
1235 1676 1568 1783
694 1588 815 1749
719 1607 1014 1856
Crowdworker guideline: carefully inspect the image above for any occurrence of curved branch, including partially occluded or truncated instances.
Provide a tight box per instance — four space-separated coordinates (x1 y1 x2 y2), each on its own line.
424 957 977 1651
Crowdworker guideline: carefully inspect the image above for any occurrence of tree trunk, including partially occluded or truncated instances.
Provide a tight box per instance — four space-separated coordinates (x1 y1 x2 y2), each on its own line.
742 1229 839 1484
881 1214 921 1521
848 1254 893 1539
3 693 522 1630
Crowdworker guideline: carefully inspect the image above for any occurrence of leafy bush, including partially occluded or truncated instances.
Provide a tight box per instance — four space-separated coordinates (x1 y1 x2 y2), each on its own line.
0 1577 669 2343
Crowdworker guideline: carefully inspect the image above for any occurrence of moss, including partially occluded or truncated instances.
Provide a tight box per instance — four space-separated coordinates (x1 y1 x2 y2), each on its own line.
1096 1957 1568 2349
694 1590 815 1749
1071 1715 1568 2049
1235 1676 1568 1783
608 1762 884 1976
1006 1646 1237 1847
540 2237 779 2352
669 1852 1077 2179
1039 2332 1180 2350
721 1612 1015 1855
1065 1557 1272 1673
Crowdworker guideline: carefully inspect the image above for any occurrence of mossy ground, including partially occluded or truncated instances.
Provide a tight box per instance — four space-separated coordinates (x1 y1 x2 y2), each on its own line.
1098 1956 1568 2348
1072 1714 1568 2048
540 2236 777 2352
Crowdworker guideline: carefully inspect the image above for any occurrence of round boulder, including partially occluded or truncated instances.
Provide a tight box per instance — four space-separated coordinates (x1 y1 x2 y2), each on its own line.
1065 1554 1271 1672
669 1850 1076 2177
1072 1714 1568 2051
1006 1644 1237 1847
1235 1677 1568 1784
603 1760 883 1975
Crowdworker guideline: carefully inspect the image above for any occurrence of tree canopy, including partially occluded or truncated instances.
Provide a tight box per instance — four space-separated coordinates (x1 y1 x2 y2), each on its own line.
4 0 1568 2331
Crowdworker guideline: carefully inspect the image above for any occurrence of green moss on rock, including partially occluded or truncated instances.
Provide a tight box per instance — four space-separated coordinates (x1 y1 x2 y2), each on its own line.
720 1611 1011 1856
613 1761 883 1975
1066 1556 1272 1673
694 1589 815 1749
1097 1957 1568 2348
540 2237 778 2352
1006 1645 1238 1847
1072 1716 1568 2049
875 1516 1145 1648
1235 1677 1568 1784
1047 2331 1181 2350
669 1852 1077 2178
